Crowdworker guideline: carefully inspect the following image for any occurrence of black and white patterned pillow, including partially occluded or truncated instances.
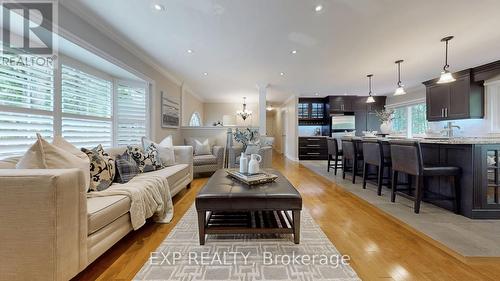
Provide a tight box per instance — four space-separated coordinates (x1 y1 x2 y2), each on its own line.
81 144 116 192
114 149 140 183
127 145 162 172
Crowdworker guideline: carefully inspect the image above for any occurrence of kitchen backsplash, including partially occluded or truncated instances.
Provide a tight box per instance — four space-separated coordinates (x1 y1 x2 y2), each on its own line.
298 125 322 136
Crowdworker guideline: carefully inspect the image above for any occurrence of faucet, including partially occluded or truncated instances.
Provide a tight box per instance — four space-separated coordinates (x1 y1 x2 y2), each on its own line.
441 122 461 138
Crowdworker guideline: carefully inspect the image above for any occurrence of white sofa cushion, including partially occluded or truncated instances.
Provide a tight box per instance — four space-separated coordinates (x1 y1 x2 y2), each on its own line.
87 195 131 235
137 164 189 188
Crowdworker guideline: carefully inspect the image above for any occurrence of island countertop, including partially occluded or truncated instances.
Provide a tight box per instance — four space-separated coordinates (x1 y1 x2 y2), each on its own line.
341 136 500 145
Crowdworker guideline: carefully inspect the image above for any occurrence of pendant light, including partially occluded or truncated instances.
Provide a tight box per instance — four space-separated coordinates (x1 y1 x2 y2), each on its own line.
366 74 375 103
437 36 456 84
394 60 407 96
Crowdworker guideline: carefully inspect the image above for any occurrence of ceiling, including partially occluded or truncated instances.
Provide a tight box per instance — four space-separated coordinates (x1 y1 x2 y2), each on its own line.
62 0 500 103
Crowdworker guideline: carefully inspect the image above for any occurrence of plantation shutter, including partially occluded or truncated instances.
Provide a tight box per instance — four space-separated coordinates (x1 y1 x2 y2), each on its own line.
0 52 54 158
116 82 147 146
61 64 113 148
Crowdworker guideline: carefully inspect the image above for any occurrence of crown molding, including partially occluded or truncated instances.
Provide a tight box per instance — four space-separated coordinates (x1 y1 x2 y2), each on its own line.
60 1 183 86
181 82 206 102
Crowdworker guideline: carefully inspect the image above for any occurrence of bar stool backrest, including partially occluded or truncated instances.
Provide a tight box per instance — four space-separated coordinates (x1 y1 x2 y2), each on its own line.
327 138 337 156
390 140 423 176
363 139 381 166
379 140 392 163
342 139 356 160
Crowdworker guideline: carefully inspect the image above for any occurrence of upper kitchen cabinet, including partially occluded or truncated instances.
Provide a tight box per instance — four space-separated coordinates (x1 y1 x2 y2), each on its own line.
423 69 484 121
298 98 327 125
329 96 353 112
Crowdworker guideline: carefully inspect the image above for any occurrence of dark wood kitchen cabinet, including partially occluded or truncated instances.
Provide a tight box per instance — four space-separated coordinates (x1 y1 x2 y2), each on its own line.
423 69 484 121
298 137 328 160
329 96 352 112
298 98 326 125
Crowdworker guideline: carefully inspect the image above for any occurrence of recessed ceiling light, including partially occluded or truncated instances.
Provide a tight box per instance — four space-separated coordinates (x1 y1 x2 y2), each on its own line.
314 93 319 96
187 49 193 54
291 50 297 54
203 72 208 76
153 4 165 11
280 72 285 76
315 5 323 12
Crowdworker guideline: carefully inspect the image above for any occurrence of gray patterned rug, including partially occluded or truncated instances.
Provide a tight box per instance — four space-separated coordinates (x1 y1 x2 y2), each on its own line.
134 205 360 281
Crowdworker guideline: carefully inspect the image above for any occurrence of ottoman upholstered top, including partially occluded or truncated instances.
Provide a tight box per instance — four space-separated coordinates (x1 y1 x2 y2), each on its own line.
195 169 302 211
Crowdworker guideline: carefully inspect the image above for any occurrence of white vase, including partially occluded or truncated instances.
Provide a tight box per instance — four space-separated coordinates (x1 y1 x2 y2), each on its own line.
380 121 392 134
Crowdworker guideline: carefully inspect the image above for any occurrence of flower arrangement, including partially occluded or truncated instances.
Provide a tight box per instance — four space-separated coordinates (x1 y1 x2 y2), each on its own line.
233 128 259 150
375 109 394 123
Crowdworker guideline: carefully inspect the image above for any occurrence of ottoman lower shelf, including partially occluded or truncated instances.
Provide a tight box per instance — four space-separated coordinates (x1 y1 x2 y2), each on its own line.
198 209 300 245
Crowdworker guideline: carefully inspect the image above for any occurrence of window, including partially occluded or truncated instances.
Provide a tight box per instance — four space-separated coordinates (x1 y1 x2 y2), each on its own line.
189 112 201 126
392 107 408 134
391 103 428 137
411 104 428 135
0 51 150 158
116 82 148 146
0 52 54 157
61 65 113 148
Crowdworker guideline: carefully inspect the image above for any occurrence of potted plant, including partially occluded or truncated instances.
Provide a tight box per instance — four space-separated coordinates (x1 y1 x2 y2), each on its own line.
375 109 394 134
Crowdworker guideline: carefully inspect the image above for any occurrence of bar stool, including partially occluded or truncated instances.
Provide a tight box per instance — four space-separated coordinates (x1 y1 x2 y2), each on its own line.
362 139 392 195
342 138 364 184
389 140 461 214
327 137 343 175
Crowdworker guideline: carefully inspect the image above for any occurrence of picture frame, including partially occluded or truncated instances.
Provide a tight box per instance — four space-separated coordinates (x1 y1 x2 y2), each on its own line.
161 91 180 128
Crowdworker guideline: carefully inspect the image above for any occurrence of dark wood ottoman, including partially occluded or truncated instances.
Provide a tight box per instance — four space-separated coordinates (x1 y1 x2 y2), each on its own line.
195 169 302 245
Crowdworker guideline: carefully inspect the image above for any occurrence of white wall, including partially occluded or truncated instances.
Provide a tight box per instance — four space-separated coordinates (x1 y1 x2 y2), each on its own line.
181 87 204 126
58 4 186 144
203 102 259 127
266 111 275 136
273 108 283 154
386 78 500 137
283 96 298 161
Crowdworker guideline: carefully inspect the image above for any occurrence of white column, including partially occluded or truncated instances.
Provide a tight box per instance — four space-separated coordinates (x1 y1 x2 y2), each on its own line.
257 83 268 136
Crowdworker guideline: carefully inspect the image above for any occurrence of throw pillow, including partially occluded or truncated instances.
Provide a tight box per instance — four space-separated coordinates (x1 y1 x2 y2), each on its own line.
193 138 211 155
143 136 175 166
16 134 90 192
114 149 140 183
81 144 116 192
159 135 173 147
127 145 161 172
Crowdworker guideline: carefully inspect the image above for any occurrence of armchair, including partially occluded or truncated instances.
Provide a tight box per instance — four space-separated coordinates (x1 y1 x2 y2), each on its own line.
188 140 224 176
228 136 274 168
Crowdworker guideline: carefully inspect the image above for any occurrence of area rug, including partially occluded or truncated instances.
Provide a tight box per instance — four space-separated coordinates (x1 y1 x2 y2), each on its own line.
134 205 360 281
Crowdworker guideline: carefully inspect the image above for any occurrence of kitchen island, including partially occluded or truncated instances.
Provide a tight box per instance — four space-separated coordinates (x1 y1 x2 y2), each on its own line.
418 138 500 219
344 136 500 218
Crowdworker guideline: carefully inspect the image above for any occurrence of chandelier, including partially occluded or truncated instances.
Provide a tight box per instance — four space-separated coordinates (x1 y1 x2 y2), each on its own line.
236 97 252 121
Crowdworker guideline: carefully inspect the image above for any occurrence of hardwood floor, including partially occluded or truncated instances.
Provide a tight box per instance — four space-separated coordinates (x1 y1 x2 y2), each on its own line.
74 152 500 281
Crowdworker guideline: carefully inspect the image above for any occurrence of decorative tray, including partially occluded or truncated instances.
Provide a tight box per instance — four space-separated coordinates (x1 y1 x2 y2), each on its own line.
225 169 278 185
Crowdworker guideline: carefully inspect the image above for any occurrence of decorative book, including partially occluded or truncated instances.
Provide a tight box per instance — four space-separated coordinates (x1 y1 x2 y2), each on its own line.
225 169 278 185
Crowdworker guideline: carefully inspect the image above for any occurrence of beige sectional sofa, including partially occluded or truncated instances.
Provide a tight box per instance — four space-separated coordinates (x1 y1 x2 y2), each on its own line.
0 145 193 281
